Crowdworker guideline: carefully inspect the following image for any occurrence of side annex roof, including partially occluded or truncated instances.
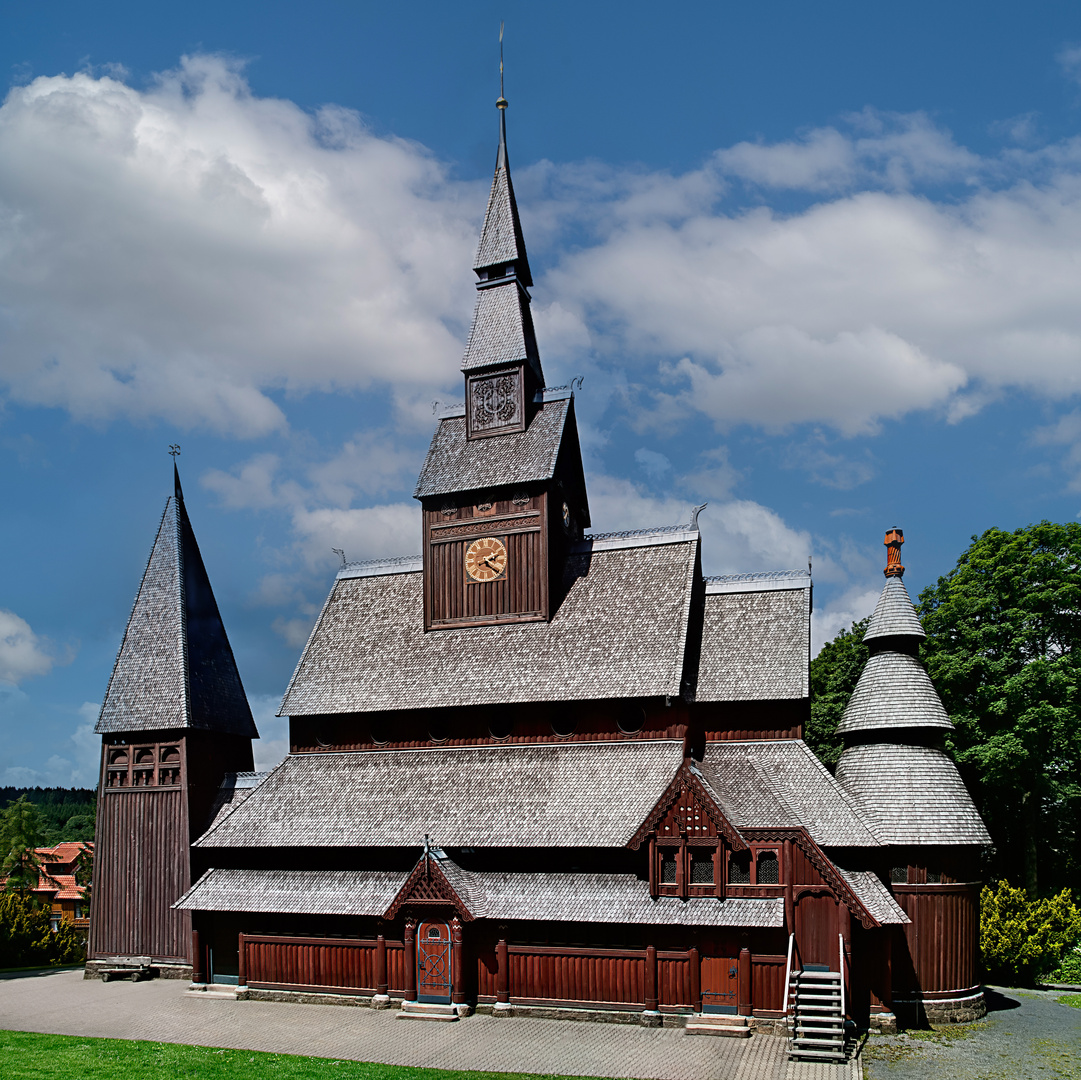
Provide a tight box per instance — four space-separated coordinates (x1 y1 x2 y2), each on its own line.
696 574 811 701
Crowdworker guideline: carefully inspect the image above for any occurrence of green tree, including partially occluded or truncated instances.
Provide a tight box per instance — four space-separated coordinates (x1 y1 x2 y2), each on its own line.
807 617 869 768
918 521 1081 896
0 797 44 892
0 889 86 968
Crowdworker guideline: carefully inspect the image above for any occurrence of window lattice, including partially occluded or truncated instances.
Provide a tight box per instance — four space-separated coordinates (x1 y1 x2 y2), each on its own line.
690 855 714 885
661 856 677 884
729 853 750 885
756 851 779 884
891 866 908 883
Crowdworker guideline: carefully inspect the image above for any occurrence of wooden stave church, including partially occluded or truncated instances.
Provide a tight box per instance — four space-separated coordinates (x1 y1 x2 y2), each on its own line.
88 97 991 1030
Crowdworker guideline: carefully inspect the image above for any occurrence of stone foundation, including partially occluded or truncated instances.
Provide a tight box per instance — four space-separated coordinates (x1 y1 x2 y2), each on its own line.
893 990 987 1026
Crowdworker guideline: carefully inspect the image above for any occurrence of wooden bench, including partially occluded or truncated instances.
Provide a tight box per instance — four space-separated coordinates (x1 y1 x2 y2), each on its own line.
99 956 152 982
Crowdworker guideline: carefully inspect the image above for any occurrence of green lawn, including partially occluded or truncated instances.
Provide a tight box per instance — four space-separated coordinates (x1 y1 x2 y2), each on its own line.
0 1031 595 1080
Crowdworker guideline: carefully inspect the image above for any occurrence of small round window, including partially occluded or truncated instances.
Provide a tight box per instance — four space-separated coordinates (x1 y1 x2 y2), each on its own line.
429 718 449 744
489 715 514 741
369 721 389 746
617 706 645 735
551 711 577 738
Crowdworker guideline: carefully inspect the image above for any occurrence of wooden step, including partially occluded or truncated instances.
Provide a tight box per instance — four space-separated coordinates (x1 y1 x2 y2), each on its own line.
685 1015 751 1038
396 1001 459 1022
791 1048 847 1062
794 1036 845 1048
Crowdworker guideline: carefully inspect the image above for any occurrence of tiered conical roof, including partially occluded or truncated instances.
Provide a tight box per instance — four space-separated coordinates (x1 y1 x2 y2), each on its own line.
461 101 543 382
96 467 258 738
834 529 990 847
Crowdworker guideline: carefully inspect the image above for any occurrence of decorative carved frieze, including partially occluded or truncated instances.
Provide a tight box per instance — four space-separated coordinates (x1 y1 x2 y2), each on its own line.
430 513 540 542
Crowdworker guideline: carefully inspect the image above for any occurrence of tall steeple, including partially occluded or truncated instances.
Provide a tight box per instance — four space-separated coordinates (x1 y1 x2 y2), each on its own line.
462 89 544 437
96 465 257 738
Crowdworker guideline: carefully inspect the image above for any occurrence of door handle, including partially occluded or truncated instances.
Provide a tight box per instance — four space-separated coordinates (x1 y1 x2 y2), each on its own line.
729 968 737 977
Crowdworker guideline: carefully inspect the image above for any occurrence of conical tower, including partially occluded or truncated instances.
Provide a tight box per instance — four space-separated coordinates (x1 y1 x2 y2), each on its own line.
835 529 989 1023
89 465 258 975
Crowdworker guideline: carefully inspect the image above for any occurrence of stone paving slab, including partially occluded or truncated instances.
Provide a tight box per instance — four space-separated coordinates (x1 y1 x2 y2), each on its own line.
0 969 859 1080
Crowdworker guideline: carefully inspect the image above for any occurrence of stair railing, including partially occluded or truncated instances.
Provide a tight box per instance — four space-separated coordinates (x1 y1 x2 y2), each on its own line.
782 932 797 1039
838 933 846 1021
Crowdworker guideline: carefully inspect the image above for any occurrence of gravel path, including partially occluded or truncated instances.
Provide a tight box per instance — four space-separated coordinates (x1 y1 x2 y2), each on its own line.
861 987 1080 1080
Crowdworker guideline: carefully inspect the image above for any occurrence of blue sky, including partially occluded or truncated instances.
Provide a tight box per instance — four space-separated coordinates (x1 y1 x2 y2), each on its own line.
4 2 1081 785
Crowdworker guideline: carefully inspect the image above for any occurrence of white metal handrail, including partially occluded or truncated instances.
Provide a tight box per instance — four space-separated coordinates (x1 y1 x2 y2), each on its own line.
782 932 796 1025
838 933 846 1020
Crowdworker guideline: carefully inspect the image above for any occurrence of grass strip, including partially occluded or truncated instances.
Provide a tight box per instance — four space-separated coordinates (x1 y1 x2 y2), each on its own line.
0 1031 602 1080
1058 993 1081 1009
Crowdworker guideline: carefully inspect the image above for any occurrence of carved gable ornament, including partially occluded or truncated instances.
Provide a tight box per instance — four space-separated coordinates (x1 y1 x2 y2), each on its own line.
383 852 478 922
628 762 746 851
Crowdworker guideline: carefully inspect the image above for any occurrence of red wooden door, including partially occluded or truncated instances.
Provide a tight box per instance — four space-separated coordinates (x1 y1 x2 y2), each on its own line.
700 954 738 1013
417 921 452 1003
796 894 839 968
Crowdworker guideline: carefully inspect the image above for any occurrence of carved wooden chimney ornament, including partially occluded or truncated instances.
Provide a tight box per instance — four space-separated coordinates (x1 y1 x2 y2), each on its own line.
884 528 905 578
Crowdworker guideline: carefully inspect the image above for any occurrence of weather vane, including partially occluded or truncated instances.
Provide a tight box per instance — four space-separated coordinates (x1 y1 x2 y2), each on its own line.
168 444 181 458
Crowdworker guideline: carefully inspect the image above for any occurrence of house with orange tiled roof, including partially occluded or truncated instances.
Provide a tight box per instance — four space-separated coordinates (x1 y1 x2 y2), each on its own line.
30 843 92 933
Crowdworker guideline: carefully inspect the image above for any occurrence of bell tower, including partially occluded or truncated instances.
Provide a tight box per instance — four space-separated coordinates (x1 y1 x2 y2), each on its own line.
413 93 589 630
89 465 258 971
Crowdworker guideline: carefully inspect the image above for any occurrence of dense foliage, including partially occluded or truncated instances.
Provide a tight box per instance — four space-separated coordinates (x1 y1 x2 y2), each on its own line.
0 788 95 844
980 880 1081 985
806 617 868 768
918 522 1081 895
0 889 86 968
0 797 44 889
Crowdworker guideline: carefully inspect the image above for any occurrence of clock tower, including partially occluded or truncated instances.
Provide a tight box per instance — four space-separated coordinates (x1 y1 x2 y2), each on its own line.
413 95 589 630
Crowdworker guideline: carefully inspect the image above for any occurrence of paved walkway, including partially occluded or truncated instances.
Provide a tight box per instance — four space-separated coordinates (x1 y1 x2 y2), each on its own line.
0 969 859 1080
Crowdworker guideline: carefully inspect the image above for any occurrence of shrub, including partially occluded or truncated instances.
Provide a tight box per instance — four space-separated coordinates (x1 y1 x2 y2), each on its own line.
0 890 85 969
980 880 1081 985
1048 943 1081 985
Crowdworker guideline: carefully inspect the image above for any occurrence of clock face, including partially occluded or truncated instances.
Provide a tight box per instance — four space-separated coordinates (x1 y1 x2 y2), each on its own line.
465 536 508 582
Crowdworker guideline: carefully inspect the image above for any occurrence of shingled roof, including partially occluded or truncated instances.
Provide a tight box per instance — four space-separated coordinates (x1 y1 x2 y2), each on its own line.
96 469 257 738
175 864 783 927
835 868 909 925
414 398 569 499
835 743 990 845
195 739 686 849
474 107 532 286
836 652 953 735
278 532 698 715
461 281 541 375
697 741 881 847
696 575 811 701
864 576 926 644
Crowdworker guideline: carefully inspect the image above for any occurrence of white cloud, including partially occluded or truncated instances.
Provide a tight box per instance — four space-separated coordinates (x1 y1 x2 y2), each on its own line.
811 585 883 655
0 609 62 684
249 694 289 772
0 56 477 435
0 701 102 787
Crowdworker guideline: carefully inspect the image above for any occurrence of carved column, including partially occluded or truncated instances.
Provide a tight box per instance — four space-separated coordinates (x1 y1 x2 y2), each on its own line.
375 934 388 995
677 835 687 901
450 916 465 1005
783 839 794 933
648 835 657 899
237 933 246 988
737 947 752 1016
644 945 658 1011
404 917 417 1002
191 928 205 985
689 946 701 1013
496 939 509 1003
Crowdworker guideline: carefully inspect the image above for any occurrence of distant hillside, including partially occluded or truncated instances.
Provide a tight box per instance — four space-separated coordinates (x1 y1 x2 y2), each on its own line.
0 788 96 843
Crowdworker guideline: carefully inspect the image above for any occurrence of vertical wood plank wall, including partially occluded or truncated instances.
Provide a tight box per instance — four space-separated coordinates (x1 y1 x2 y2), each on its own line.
242 936 407 995
429 530 544 623
751 954 787 1015
89 788 190 961
893 885 980 996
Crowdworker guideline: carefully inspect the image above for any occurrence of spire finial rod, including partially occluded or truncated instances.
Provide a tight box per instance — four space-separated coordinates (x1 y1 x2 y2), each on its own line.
168 444 181 458
497 22 508 111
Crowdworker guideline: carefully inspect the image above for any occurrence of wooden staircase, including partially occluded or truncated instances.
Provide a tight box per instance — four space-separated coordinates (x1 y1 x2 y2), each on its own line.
784 932 848 1063
788 969 845 1061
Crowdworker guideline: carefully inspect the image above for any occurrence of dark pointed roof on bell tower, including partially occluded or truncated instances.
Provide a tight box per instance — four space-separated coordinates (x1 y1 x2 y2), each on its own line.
462 96 543 382
474 105 533 286
96 465 258 739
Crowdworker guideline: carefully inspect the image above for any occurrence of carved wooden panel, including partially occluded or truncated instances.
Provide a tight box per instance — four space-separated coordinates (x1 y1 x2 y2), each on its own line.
655 787 721 840
466 368 525 438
